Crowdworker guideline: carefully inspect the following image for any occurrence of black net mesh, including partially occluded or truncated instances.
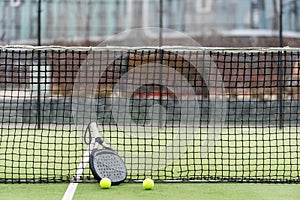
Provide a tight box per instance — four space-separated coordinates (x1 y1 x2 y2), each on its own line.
0 46 299 183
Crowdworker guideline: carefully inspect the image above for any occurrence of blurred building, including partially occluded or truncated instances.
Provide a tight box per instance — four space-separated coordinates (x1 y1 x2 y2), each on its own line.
0 0 299 44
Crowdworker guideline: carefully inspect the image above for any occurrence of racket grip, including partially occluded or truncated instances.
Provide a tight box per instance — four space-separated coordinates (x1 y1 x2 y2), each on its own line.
89 122 99 134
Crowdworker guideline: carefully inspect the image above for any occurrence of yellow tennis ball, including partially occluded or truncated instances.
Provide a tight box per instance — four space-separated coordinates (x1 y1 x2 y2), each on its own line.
142 178 154 190
100 178 111 189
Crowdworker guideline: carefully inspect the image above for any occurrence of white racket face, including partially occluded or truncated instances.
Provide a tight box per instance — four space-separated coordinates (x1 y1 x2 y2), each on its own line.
90 149 126 183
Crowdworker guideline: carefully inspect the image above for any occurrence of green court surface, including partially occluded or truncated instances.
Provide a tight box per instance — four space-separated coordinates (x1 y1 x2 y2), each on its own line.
0 182 299 200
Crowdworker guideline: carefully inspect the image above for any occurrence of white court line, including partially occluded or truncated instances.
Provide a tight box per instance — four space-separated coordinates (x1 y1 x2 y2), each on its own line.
62 140 98 200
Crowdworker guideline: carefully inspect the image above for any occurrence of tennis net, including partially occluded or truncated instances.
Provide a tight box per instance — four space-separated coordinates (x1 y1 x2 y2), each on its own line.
0 45 299 183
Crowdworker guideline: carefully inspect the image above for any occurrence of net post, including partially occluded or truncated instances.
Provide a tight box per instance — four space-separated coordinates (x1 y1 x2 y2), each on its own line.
159 0 163 47
37 0 42 129
158 48 164 128
279 0 283 48
158 0 163 127
37 50 41 129
278 0 283 130
37 0 41 46
278 50 284 130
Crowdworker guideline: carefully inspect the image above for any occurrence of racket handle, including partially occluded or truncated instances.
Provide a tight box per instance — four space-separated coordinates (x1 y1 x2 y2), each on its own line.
89 122 99 136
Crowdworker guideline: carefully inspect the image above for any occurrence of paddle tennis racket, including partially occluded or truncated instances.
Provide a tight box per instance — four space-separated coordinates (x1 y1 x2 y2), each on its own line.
86 122 126 185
